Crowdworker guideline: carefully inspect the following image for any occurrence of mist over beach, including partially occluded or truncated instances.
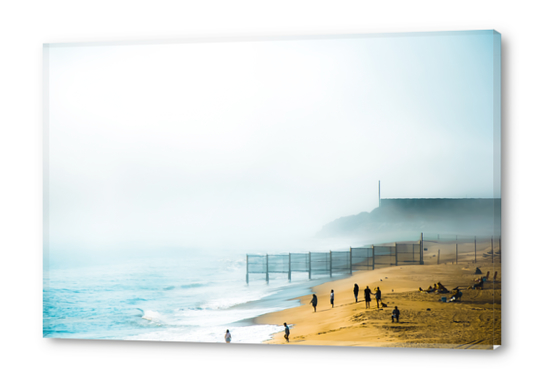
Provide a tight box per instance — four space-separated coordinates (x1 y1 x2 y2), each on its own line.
44 30 500 345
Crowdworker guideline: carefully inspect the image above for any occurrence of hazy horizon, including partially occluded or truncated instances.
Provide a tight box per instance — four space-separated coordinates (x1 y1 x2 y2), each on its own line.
45 31 501 257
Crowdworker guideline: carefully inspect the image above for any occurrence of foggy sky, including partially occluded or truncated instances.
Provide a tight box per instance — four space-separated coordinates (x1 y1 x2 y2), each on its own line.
45 31 501 255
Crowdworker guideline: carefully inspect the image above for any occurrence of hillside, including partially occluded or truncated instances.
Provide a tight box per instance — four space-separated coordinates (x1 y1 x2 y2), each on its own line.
317 198 501 242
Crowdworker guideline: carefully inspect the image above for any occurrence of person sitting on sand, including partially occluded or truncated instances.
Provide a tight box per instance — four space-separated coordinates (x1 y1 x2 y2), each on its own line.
310 294 318 312
225 329 232 343
364 286 372 309
421 285 435 293
437 282 449 293
391 306 400 323
472 280 484 290
450 288 462 301
330 289 335 308
353 283 359 303
418 284 434 293
283 323 290 342
375 287 382 308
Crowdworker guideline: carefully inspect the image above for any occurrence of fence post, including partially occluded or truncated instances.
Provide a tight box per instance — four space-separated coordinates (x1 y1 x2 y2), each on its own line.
288 253 291 282
372 245 375 270
474 236 477 263
329 251 333 277
246 254 249 284
491 237 494 264
308 252 312 280
420 233 424 265
266 254 269 284
438 249 440 265
455 243 458 264
395 242 398 266
349 247 353 275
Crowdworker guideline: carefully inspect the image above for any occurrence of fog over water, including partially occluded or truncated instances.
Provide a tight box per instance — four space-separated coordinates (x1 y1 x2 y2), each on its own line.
45 31 500 260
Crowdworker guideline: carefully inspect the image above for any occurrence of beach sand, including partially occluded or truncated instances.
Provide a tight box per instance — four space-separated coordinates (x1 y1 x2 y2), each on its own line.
255 249 501 349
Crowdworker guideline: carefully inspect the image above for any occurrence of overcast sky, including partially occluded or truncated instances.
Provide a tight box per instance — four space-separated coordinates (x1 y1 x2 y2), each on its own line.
45 31 500 254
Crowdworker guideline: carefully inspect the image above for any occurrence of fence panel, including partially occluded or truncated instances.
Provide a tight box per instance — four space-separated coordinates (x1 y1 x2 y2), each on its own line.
309 252 330 275
352 247 372 270
397 243 421 265
374 246 395 267
290 253 309 272
247 255 266 273
331 251 350 274
268 254 289 273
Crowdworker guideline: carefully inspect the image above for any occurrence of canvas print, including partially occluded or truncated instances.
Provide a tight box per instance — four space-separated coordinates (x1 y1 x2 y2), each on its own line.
43 30 501 349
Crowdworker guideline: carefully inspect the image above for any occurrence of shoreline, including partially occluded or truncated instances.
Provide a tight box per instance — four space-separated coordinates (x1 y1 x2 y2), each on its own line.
253 254 501 348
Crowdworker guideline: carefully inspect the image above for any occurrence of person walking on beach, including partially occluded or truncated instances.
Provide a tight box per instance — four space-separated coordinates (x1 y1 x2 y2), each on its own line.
375 287 382 309
225 329 232 343
310 294 318 312
330 289 335 308
364 286 372 309
353 283 359 303
391 306 400 323
283 323 290 342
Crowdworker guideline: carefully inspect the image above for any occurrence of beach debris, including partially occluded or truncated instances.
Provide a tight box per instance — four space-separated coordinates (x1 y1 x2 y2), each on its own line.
385 277 388 279
380 279 382 281
427 308 431 311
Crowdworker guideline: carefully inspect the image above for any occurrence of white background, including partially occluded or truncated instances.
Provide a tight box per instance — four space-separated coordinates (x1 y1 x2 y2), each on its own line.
0 1 538 378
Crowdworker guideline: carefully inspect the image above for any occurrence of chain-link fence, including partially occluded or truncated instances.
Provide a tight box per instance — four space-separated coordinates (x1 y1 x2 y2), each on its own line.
422 234 501 265
246 234 500 283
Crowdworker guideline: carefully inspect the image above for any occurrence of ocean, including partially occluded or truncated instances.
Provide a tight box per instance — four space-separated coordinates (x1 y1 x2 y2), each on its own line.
43 250 335 344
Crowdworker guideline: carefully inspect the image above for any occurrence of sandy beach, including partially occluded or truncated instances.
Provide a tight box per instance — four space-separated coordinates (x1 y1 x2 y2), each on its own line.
255 248 501 349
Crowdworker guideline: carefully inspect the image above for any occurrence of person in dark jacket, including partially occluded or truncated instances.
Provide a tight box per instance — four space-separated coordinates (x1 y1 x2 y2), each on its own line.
310 294 318 312
375 287 382 308
330 289 335 308
364 286 372 309
391 306 400 323
283 323 290 342
353 283 359 303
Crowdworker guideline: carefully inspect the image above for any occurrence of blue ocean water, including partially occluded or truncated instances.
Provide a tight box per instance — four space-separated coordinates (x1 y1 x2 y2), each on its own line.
43 251 330 343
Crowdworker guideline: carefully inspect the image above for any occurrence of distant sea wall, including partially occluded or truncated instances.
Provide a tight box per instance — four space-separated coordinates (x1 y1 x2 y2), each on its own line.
318 198 501 242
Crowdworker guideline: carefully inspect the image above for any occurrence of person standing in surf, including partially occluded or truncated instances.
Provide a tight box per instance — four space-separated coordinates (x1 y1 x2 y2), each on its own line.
283 323 290 342
225 329 232 343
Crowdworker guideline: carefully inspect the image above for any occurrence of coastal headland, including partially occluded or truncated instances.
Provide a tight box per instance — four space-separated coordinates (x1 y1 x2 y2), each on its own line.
255 249 501 349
